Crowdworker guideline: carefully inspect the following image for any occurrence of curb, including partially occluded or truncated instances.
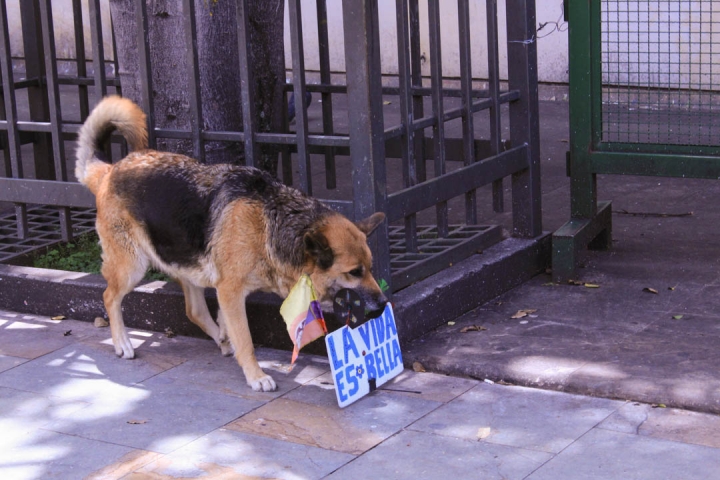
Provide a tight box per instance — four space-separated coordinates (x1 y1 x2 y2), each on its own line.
0 233 550 353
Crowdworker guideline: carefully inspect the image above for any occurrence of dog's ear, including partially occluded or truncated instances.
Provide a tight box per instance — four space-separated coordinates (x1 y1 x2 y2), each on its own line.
355 212 385 236
304 230 334 270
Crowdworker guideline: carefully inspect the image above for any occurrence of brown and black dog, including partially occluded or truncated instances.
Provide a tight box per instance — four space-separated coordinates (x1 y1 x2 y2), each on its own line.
75 96 387 391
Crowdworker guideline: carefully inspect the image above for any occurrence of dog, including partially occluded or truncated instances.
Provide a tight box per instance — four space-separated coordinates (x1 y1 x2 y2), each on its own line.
75 96 388 392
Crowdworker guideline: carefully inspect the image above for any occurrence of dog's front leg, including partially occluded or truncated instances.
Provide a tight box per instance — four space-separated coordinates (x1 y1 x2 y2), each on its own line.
180 281 233 356
216 285 277 392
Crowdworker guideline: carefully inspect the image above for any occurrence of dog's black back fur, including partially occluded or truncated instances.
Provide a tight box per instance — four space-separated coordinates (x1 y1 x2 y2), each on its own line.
111 160 331 268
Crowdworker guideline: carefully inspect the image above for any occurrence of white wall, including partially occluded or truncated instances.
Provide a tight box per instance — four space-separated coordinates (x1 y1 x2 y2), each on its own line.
6 0 114 62
21 0 718 90
284 0 570 84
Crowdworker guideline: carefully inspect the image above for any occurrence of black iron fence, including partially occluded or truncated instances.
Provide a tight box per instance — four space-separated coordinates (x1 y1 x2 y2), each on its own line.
0 0 541 293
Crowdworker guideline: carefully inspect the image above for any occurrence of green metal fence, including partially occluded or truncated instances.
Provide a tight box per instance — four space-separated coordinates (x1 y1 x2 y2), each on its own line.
553 0 720 281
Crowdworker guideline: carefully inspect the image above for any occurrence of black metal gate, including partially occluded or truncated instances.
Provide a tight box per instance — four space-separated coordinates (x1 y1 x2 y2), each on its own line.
554 0 720 281
0 0 541 294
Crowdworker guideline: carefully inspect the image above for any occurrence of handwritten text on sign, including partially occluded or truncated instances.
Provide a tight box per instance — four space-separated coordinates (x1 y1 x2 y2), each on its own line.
325 304 403 408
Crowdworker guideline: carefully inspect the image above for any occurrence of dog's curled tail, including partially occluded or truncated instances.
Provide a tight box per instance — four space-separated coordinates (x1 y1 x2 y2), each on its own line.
75 95 148 194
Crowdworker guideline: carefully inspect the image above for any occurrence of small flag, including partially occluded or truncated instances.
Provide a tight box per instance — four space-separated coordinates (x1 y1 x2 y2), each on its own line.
280 274 327 364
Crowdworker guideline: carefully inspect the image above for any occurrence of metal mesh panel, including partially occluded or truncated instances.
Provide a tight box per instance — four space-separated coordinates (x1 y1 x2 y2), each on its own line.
601 1 720 145
0 206 96 263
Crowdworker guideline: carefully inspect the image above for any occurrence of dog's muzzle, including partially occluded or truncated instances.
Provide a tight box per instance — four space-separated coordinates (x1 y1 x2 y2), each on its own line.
365 294 389 320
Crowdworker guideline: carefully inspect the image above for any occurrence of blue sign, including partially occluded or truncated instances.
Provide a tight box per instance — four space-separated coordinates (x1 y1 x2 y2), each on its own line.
325 303 403 408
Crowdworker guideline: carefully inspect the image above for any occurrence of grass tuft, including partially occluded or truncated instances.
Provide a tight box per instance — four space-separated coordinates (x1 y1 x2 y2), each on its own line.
32 232 171 282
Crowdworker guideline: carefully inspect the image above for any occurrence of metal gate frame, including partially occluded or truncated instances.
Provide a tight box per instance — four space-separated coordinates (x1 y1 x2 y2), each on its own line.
553 0 720 282
0 0 542 295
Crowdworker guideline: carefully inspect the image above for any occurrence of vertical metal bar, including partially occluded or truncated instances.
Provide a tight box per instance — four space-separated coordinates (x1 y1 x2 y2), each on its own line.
316 0 336 189
88 0 107 102
457 0 477 224
110 15 127 157
20 0 53 180
235 0 256 166
0 0 27 238
342 0 390 292
408 0 425 182
396 0 417 252
136 0 155 149
568 0 597 219
71 0 89 120
487 0 504 213
427 0 448 237
88 0 112 162
38 0 72 240
288 0 311 195
506 0 541 237
182 0 204 162
110 15 121 97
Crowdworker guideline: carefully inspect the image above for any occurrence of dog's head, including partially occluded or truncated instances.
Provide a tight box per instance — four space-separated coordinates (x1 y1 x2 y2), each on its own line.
304 212 388 318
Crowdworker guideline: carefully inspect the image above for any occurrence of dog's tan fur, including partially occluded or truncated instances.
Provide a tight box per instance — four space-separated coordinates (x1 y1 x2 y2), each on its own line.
76 96 387 391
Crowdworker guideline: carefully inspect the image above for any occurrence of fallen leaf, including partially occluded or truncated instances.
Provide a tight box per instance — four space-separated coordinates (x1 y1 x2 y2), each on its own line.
483 378 495 384
460 325 487 333
447 321 456 326
164 327 176 338
253 418 267 426
567 279 584 286
584 283 600 288
412 361 426 373
672 315 684 320
476 427 492 440
63 330 72 336
94 317 109 328
127 419 148 425
511 309 537 319
651 403 667 409
668 286 676 291
542 282 558 287
643 287 658 294
383 100 392 105
51 315 65 321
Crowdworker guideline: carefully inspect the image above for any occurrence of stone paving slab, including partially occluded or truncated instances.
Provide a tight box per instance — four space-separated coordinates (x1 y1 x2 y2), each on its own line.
409 383 622 454
525 428 720 480
46 379 263 454
598 402 720 450
0 339 186 401
0 354 26 372
0 429 146 480
228 384 441 455
0 311 97 359
325 429 553 480
2 309 720 479
150 346 329 402
129 429 355 480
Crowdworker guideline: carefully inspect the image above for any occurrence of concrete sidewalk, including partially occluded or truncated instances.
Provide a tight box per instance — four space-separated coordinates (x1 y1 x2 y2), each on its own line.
403 99 720 416
2 309 720 479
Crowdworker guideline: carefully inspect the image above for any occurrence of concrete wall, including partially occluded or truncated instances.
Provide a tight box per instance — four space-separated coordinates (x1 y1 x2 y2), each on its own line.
9 0 568 84
6 0 114 63
10 0 717 91
284 0 569 84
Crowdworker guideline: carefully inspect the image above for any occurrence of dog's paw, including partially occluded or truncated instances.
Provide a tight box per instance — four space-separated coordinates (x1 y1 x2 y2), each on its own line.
219 340 234 357
114 339 135 359
249 374 277 392
115 346 135 359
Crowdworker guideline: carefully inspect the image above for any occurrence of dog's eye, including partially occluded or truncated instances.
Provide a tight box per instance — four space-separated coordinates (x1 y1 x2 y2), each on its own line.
348 267 364 278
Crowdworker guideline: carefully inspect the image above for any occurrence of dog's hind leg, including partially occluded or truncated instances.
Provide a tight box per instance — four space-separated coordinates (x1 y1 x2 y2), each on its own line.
216 285 277 392
180 281 233 356
100 243 148 359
